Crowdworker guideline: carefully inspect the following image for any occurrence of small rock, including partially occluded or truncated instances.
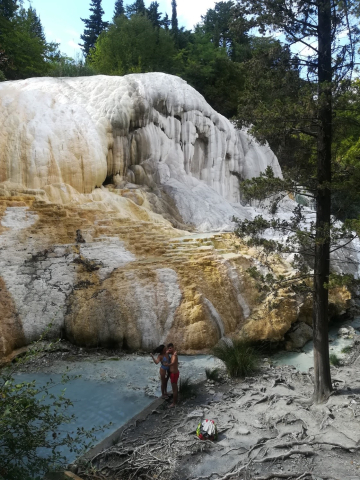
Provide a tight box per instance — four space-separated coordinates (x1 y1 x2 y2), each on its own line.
338 327 350 336
67 464 78 474
187 410 204 418
236 427 250 435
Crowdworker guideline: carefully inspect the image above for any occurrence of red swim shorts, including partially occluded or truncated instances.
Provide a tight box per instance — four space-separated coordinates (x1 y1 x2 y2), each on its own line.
170 371 179 384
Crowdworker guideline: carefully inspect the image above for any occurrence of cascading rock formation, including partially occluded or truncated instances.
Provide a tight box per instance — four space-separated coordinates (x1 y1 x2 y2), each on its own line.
0 73 351 359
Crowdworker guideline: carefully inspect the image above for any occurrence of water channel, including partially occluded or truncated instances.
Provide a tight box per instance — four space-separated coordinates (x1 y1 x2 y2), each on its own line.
11 316 360 465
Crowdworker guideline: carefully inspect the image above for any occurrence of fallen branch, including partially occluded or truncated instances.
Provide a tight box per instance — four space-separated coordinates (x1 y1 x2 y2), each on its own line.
191 463 249 480
221 446 248 456
254 473 314 480
254 395 269 405
253 448 315 463
273 440 360 451
247 437 274 457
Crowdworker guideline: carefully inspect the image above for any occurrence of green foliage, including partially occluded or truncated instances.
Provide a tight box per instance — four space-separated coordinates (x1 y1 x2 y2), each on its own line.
113 0 125 19
324 273 360 290
200 0 253 60
174 28 245 118
232 162 360 294
0 3 62 80
205 367 221 382
172 1 252 117
341 346 352 354
126 0 146 17
329 353 341 367
147 1 162 28
80 0 109 57
49 55 96 77
0 339 102 480
86 0 254 119
245 266 279 293
179 376 197 399
330 79 360 220
212 340 259 378
89 14 176 75
0 0 18 20
236 37 317 170
234 1 360 221
171 0 178 33
235 166 291 205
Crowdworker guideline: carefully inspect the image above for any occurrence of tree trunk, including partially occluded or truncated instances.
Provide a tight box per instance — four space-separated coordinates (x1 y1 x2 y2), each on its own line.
312 0 333 403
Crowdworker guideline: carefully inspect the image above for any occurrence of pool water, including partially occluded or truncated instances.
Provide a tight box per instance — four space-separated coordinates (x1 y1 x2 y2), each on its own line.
272 316 360 372
13 354 216 463
10 317 360 465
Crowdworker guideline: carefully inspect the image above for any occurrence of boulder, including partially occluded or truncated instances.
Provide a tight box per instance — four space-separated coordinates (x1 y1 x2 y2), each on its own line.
285 322 313 350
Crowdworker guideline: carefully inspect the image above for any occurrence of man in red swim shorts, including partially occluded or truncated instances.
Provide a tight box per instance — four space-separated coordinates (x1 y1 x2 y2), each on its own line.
166 343 179 407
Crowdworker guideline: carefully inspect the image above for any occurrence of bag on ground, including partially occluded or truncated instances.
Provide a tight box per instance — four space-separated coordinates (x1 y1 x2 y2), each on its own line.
196 419 218 441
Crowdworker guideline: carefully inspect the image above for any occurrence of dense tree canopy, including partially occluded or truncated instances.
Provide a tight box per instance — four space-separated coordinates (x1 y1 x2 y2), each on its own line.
0 0 61 80
89 13 176 75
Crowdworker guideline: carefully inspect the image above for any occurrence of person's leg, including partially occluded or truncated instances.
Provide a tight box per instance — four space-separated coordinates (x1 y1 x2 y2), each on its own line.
165 373 170 395
160 369 168 398
169 373 178 407
172 382 178 405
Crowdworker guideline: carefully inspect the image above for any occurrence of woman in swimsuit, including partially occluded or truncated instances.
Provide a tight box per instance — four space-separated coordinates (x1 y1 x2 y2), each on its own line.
150 344 171 399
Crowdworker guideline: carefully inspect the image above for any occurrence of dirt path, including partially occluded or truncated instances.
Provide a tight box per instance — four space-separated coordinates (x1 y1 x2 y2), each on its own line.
77 340 360 480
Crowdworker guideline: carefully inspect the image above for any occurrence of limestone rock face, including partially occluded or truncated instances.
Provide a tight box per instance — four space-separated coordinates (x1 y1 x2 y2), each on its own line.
0 74 353 359
0 73 281 231
0 195 261 356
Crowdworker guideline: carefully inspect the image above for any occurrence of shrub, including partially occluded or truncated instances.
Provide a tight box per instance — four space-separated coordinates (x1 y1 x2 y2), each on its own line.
49 56 97 77
0 339 102 480
212 339 259 378
341 346 352 354
179 376 197 399
205 367 221 382
330 353 341 366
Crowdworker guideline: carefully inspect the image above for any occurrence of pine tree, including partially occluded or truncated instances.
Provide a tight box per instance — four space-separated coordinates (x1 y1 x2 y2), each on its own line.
148 1 162 28
27 6 45 41
0 0 18 20
113 0 125 19
80 0 109 57
126 0 146 17
171 0 178 32
161 12 170 30
0 0 18 77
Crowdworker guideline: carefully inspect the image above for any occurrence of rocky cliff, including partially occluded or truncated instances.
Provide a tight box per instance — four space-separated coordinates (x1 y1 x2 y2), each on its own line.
0 74 351 359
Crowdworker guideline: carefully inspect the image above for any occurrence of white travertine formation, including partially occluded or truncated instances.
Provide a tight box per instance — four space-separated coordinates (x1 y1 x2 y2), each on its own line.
0 73 281 230
0 73 352 358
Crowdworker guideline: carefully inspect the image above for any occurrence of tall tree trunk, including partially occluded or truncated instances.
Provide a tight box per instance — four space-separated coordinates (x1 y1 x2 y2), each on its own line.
313 0 333 403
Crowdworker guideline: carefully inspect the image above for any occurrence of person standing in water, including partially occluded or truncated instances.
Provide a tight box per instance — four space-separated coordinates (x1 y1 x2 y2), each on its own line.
150 344 171 399
164 343 179 408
